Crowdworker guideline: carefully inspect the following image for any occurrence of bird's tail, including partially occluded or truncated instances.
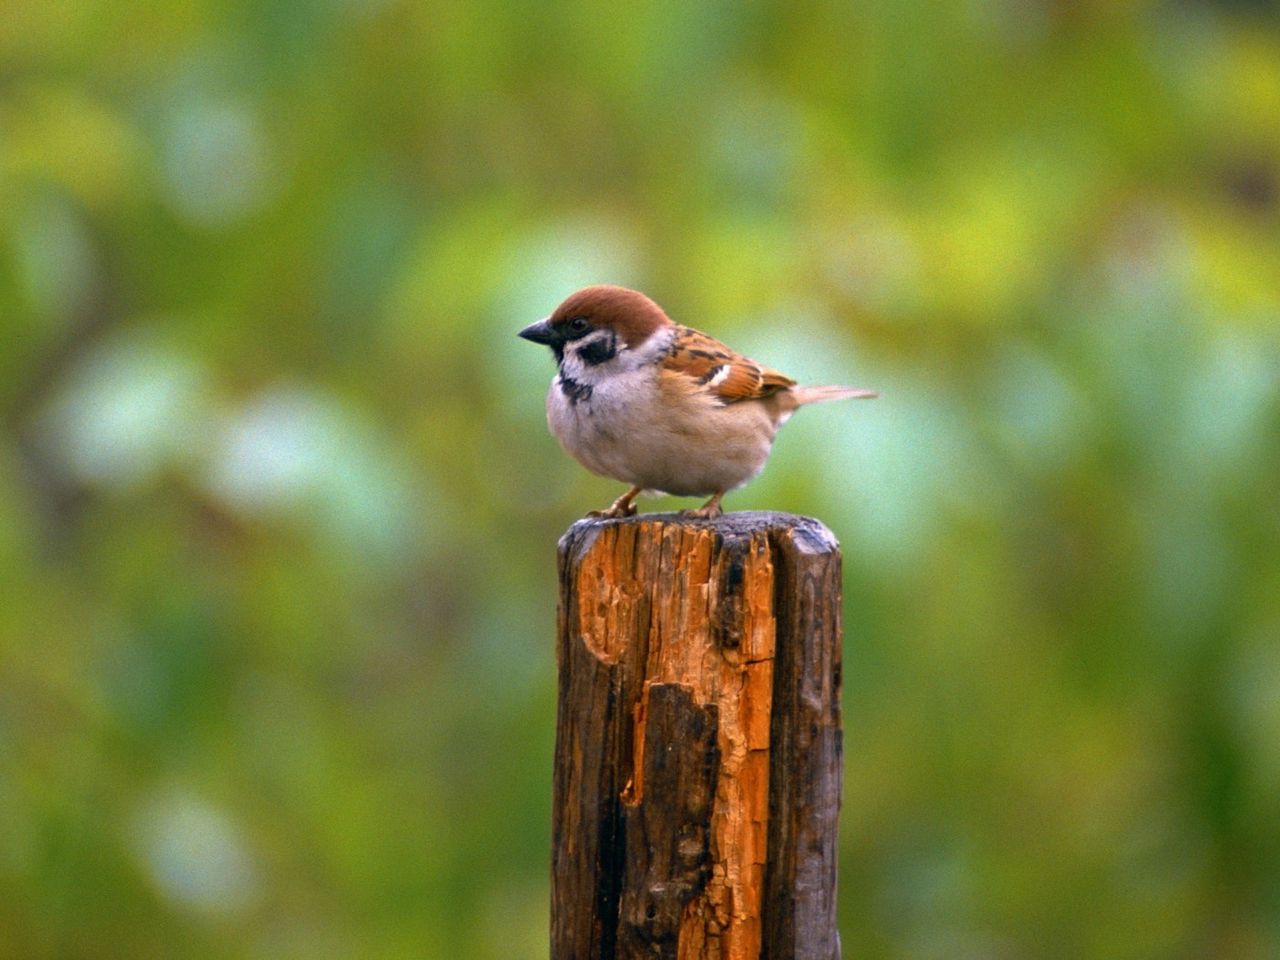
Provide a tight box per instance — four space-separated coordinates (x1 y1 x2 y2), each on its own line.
790 385 878 406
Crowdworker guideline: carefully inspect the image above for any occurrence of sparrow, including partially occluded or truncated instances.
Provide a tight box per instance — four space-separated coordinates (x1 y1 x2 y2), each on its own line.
519 285 876 519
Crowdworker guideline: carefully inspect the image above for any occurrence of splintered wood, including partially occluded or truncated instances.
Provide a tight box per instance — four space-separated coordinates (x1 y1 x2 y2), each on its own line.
552 512 843 960
584 521 773 958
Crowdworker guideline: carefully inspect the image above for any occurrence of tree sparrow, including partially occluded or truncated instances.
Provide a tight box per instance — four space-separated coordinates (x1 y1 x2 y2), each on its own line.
519 285 876 519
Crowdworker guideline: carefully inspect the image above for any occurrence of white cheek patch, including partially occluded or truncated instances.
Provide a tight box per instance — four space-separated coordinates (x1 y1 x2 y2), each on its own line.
564 329 630 380
575 330 615 357
559 326 669 387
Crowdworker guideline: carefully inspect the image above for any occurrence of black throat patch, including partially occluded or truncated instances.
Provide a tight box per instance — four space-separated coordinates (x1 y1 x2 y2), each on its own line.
557 375 593 405
576 332 618 367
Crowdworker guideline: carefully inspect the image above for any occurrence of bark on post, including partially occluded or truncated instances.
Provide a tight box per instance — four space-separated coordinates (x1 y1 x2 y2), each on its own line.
552 512 843 960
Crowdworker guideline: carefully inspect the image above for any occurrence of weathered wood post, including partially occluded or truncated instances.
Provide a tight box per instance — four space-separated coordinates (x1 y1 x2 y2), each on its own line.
552 512 843 959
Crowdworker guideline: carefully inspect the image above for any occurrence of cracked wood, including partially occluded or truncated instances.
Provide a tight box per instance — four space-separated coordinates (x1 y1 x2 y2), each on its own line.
552 512 843 960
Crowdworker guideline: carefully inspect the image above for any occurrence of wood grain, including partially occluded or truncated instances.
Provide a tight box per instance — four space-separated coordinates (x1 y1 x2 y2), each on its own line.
552 512 843 959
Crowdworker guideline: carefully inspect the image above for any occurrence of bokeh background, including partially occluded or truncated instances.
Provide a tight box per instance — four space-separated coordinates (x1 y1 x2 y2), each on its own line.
3 1 1279 957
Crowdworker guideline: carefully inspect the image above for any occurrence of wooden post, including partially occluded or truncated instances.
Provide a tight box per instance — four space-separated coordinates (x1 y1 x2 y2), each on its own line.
552 512 843 960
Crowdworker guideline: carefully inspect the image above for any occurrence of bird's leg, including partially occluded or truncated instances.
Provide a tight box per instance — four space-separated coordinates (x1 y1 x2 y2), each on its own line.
681 491 724 519
588 485 642 519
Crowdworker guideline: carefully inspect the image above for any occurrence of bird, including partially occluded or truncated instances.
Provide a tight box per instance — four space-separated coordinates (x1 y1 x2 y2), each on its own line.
519 285 876 519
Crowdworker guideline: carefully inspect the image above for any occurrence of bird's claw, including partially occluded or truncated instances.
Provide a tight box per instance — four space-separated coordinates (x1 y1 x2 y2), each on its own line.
679 492 725 520
587 504 636 519
679 506 723 520
587 489 641 519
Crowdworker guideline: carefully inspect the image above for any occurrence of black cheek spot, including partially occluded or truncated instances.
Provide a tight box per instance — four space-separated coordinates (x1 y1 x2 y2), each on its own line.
578 333 618 367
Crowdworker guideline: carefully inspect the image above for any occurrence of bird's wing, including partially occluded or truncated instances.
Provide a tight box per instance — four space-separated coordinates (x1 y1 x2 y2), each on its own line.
662 326 796 404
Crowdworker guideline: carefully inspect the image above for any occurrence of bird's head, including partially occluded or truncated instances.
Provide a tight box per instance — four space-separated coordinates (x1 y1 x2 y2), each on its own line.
518 285 672 368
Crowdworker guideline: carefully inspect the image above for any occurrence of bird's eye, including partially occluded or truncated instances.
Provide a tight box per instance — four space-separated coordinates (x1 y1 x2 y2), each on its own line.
568 316 590 334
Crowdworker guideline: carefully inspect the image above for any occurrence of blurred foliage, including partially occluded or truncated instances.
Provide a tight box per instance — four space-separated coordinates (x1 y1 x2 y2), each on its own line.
1 0 1279 957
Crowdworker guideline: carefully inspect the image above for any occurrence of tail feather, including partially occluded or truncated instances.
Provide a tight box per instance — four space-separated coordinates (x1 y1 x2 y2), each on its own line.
790 385 878 406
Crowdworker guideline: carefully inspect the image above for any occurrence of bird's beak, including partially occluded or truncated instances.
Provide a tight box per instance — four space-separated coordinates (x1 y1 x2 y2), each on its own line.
518 318 557 345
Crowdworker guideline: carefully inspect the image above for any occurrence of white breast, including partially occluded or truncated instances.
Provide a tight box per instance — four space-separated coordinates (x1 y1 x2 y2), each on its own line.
545 327 780 497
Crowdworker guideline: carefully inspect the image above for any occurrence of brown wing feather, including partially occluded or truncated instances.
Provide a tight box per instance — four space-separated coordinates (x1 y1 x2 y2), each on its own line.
663 326 796 403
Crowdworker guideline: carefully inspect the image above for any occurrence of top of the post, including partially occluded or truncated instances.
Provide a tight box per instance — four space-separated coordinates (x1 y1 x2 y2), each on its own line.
558 510 839 560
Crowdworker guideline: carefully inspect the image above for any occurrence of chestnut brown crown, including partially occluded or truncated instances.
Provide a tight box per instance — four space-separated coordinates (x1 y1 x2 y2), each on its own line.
547 285 673 350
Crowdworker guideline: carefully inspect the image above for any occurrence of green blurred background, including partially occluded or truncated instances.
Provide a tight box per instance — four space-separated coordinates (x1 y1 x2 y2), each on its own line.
2 0 1279 957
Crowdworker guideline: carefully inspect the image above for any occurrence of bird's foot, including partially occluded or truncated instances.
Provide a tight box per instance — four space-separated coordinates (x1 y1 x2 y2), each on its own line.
587 503 637 519
587 487 642 519
680 492 724 520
